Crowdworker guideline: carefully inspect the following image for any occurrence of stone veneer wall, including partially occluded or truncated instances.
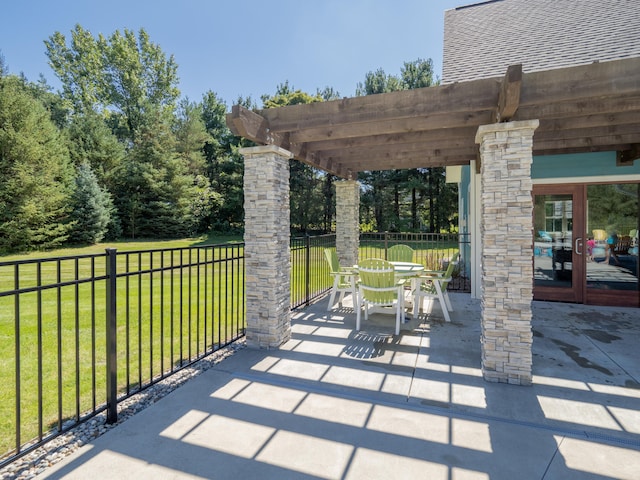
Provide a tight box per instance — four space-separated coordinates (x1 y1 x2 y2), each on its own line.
335 181 360 267
475 120 539 385
240 145 292 348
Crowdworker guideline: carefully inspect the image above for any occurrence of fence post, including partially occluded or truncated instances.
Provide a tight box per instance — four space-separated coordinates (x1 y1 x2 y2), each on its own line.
384 231 389 260
305 234 311 307
105 248 118 424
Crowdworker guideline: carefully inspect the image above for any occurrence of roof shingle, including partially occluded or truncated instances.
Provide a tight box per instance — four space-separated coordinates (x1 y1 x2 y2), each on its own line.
442 0 640 84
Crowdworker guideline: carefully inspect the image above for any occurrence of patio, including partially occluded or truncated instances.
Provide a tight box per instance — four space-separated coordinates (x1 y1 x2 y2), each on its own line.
37 293 640 479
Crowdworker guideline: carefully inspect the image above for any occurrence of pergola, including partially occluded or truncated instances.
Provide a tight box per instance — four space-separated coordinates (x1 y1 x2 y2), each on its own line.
228 58 640 179
227 57 640 385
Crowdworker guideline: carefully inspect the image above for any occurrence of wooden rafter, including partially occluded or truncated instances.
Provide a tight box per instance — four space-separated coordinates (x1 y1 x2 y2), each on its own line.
492 64 522 123
226 105 289 148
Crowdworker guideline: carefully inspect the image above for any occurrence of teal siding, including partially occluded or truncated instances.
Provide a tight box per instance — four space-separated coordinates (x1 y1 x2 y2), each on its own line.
532 151 640 178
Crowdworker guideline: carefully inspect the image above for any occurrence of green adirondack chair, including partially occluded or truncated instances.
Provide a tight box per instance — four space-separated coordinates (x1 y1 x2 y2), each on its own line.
356 258 406 335
324 248 358 311
387 244 415 262
412 253 459 322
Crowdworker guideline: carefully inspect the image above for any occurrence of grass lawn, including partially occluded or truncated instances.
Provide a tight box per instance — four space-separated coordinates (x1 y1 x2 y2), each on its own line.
0 233 243 263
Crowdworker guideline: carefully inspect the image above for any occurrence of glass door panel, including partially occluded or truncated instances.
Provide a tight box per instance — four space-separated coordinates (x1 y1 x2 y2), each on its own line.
533 185 584 303
586 183 640 307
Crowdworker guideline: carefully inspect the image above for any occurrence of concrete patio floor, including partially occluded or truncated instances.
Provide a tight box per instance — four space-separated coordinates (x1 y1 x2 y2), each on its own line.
38 293 640 479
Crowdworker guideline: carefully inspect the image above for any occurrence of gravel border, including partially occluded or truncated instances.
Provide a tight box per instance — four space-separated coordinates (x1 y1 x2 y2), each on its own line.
0 339 246 480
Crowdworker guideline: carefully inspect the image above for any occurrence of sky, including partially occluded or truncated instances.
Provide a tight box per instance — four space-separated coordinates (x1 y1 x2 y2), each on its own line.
1 0 466 108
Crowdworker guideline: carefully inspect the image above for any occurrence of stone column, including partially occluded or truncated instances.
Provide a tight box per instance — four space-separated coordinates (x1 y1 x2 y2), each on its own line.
240 145 292 349
335 181 360 267
475 120 539 385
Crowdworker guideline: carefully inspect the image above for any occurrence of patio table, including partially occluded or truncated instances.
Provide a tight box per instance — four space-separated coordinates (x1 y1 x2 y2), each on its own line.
388 261 425 278
389 262 426 316
352 261 424 276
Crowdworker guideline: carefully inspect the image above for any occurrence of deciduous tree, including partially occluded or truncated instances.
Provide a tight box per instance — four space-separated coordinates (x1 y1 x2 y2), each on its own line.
46 25 180 142
174 97 208 176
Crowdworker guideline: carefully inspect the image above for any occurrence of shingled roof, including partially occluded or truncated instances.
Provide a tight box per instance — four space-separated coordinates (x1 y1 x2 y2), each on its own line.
443 0 640 84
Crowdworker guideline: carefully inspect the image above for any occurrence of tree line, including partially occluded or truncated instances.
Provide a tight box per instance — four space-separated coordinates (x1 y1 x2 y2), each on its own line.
0 25 457 255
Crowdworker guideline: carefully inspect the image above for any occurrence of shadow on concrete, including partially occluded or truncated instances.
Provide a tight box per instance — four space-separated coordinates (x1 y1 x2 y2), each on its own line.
38 294 640 479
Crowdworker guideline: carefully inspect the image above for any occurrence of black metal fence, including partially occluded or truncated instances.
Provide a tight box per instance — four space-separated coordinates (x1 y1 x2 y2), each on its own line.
360 232 471 291
290 234 336 309
0 244 245 468
0 232 470 467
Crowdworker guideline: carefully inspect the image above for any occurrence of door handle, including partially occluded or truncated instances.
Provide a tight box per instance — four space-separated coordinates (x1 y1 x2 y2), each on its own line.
575 237 582 255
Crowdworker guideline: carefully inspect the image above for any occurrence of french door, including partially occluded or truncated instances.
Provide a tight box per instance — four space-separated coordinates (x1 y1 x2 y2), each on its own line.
533 185 585 303
533 183 640 307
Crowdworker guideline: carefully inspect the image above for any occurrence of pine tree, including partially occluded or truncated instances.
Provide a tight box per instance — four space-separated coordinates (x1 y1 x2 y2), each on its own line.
112 114 200 238
68 162 114 244
66 111 125 190
0 76 74 253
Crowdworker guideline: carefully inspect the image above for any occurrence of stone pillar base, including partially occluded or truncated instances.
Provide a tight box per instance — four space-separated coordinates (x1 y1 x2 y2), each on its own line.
335 181 360 267
241 145 292 348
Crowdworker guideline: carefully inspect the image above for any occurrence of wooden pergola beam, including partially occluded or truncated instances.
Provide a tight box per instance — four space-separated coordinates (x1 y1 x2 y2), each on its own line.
519 57 640 105
536 123 640 143
537 110 640 132
299 151 351 179
328 151 476 171
535 134 640 152
516 94 640 120
260 77 501 132
492 64 522 123
226 105 288 148
304 126 479 153
319 142 476 162
617 144 640 166
534 144 634 156
289 110 494 144
226 105 350 177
